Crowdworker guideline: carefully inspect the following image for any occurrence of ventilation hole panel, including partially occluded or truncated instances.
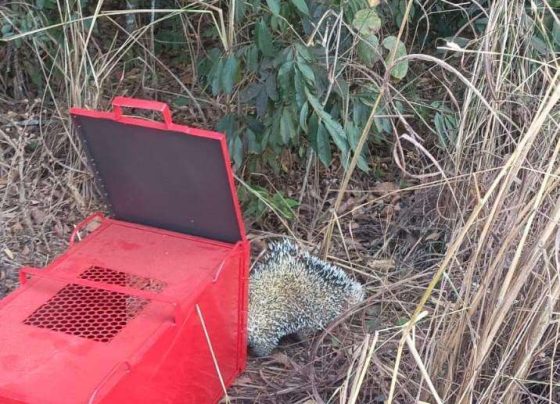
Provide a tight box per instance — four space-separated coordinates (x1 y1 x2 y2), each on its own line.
23 284 149 343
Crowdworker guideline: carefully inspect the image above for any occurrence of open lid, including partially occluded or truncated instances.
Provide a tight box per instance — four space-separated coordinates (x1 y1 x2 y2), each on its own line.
70 97 246 244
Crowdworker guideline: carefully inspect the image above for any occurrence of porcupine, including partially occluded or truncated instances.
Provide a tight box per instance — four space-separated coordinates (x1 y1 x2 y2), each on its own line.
248 240 365 357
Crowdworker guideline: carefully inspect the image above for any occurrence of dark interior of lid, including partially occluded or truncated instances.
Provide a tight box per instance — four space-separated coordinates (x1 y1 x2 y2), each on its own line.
72 115 242 244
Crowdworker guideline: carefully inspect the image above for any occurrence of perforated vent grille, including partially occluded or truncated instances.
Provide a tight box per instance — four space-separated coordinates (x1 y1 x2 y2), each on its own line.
80 266 167 293
22 268 167 343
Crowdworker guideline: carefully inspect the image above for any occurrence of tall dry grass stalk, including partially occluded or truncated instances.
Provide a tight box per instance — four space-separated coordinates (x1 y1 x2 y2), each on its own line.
412 1 560 402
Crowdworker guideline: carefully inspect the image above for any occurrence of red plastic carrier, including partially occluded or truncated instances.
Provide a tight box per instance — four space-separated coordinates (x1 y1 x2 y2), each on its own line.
0 97 250 404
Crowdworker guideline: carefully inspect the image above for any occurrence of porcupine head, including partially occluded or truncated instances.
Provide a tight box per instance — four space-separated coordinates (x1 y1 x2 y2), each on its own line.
247 240 365 357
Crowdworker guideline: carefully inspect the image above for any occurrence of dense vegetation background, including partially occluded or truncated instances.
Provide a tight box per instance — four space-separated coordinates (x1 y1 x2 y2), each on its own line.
1 0 560 402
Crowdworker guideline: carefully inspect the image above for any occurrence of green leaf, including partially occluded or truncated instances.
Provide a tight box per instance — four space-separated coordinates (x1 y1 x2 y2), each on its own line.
82 16 95 31
299 102 309 132
296 60 315 84
172 96 189 107
239 83 262 103
315 122 332 166
432 102 458 149
382 36 408 79
375 115 391 134
232 135 244 169
270 111 282 146
398 0 407 15
222 54 240 94
333 77 350 101
244 45 259 73
198 48 219 76
357 33 380 66
277 61 294 97
244 185 298 220
266 0 281 16
255 88 269 117
29 71 43 88
295 43 313 62
1 24 12 35
308 113 318 139
235 0 246 22
256 20 275 57
474 17 489 34
293 69 306 108
553 20 560 47
357 154 369 172
272 191 299 219
217 114 236 138
247 129 261 154
531 35 549 55
290 0 309 15
265 74 279 101
45 0 57 9
305 88 349 156
340 149 350 170
210 58 224 95
280 107 296 144
347 122 370 171
346 122 360 151
352 8 381 35
246 115 265 134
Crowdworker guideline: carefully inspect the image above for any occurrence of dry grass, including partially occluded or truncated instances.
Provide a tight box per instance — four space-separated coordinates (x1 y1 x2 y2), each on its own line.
1 0 560 403
231 1 560 402
372 1 560 402
419 2 560 401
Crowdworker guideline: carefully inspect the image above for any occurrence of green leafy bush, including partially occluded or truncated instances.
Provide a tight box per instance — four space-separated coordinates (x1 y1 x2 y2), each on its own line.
1 0 412 174
196 0 410 172
237 184 299 222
